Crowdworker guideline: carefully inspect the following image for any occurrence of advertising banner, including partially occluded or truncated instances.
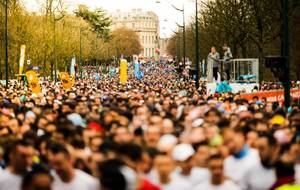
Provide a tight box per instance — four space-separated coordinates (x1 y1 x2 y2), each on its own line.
240 89 300 102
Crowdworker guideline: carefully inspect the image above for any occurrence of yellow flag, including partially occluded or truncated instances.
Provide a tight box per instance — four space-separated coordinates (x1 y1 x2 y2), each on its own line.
120 59 127 84
59 72 72 90
26 71 41 94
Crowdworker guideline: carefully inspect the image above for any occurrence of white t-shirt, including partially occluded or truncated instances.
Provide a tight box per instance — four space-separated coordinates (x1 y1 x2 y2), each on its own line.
242 161 276 190
52 169 99 190
224 148 260 186
0 169 23 190
149 170 190 190
171 167 210 187
192 180 241 190
294 164 300 184
159 177 191 190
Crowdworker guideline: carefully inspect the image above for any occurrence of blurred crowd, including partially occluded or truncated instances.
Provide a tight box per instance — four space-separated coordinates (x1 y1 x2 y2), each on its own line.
0 63 300 190
259 81 300 91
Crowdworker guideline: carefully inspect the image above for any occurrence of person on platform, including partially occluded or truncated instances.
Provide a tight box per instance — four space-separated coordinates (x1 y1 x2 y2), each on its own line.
207 46 220 82
223 43 233 81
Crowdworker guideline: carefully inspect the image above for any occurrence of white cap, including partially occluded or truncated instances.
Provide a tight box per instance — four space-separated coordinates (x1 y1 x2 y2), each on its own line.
192 118 204 128
172 144 195 162
238 105 248 112
158 134 178 145
157 134 178 152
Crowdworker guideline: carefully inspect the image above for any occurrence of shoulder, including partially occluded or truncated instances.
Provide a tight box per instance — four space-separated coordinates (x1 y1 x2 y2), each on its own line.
75 169 99 187
0 170 20 181
192 182 210 190
248 148 260 161
75 169 97 182
192 167 210 176
224 180 242 190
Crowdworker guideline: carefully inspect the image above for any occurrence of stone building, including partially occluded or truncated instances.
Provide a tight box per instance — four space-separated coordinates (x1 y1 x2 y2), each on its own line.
109 9 160 58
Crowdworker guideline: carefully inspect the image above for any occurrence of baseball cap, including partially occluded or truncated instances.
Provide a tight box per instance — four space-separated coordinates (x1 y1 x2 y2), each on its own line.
271 115 285 126
67 113 86 128
172 144 195 162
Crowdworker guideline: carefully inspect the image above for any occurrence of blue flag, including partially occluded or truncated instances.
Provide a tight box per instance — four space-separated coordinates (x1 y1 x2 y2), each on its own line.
134 61 144 80
109 67 116 78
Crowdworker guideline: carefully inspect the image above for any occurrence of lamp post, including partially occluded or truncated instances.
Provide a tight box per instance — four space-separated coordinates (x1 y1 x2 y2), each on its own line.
282 0 290 109
156 0 185 67
195 0 200 89
5 0 8 87
80 28 83 79
52 1 64 83
53 15 57 83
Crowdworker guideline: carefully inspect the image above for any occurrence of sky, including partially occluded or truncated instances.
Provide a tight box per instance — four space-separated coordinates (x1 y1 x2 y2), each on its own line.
22 0 197 37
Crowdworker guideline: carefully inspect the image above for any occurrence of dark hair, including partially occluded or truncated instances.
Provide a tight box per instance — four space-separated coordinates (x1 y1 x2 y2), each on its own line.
98 159 126 190
209 153 223 161
4 139 34 163
21 165 52 190
217 119 231 130
117 143 143 162
222 126 248 136
205 108 221 118
275 159 295 178
146 147 159 159
258 133 277 147
71 136 86 149
46 141 70 158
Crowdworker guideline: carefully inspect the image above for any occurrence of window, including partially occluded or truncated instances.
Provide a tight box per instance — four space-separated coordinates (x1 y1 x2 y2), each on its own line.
142 36 144 44
152 48 154 56
132 23 135 28
152 36 154 44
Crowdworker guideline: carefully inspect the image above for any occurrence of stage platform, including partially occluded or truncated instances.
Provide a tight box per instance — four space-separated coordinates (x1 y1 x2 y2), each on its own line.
207 82 259 94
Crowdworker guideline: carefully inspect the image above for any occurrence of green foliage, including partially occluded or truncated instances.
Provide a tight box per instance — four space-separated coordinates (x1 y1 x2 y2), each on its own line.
74 5 111 39
0 1 141 80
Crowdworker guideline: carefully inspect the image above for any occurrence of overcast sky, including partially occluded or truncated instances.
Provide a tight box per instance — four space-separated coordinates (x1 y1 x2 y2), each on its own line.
22 0 197 37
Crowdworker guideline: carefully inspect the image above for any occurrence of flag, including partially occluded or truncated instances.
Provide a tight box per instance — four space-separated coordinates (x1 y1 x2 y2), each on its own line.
19 45 26 77
120 59 127 84
70 57 76 78
109 67 116 78
26 71 41 94
59 72 73 90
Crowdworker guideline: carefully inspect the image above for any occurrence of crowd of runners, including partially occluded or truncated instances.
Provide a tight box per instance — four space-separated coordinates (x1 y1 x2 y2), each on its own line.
0 62 300 190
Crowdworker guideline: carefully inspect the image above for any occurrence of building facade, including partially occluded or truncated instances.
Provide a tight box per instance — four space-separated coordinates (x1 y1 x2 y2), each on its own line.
109 9 160 58
159 38 170 57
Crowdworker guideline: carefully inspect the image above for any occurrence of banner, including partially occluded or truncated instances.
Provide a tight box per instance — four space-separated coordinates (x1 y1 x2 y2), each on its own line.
109 67 116 78
240 89 300 103
19 45 26 76
120 59 128 84
26 71 41 94
59 72 73 90
134 61 140 77
70 57 76 79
